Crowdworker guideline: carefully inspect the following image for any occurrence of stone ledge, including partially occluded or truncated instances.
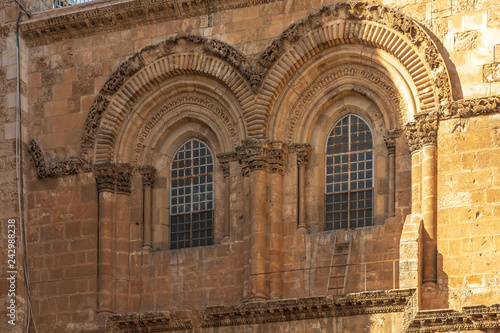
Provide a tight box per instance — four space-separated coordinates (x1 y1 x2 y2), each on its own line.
105 289 416 332
407 304 500 332
20 0 283 46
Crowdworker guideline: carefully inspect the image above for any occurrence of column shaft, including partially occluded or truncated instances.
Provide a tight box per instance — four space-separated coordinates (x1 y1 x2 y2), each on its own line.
411 151 422 215
98 191 114 313
298 165 306 230
388 153 396 216
268 171 282 299
250 169 267 301
143 185 152 251
421 145 437 284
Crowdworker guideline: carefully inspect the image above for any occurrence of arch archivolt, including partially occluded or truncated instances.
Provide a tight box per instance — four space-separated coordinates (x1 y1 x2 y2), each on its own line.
79 2 453 165
278 62 407 143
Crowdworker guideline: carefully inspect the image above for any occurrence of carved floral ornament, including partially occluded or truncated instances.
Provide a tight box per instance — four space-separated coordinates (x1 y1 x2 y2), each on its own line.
78 2 456 164
26 2 500 178
403 111 439 153
284 64 407 143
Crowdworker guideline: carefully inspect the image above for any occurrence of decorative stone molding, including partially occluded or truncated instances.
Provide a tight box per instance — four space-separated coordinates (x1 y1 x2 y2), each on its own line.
105 311 202 333
75 2 452 161
132 92 240 165
284 65 407 143
290 143 311 167
236 139 270 177
484 63 500 83
28 139 80 178
138 165 155 188
217 152 238 178
441 96 500 119
21 0 283 46
94 161 117 193
268 141 287 175
407 304 500 332
263 1 452 136
116 164 133 194
404 112 439 153
105 289 416 331
384 129 401 155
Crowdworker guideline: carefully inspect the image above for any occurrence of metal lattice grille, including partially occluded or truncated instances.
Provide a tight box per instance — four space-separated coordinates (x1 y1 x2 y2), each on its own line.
326 115 374 230
170 139 214 249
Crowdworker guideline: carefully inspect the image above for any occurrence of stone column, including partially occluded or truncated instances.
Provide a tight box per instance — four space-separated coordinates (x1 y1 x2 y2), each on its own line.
115 164 132 312
294 144 311 232
268 142 286 299
139 165 155 252
237 139 269 301
405 112 439 285
217 153 237 240
94 162 117 314
384 130 399 217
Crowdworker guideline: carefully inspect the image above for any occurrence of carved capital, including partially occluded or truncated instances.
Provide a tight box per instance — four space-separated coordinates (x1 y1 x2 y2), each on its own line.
94 162 117 193
116 164 133 194
384 129 401 155
236 139 270 177
217 152 238 178
268 141 287 175
404 111 439 153
138 165 156 188
290 143 311 167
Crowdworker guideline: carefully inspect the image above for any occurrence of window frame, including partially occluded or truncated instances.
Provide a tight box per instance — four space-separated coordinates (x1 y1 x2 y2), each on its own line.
169 138 215 249
324 114 375 230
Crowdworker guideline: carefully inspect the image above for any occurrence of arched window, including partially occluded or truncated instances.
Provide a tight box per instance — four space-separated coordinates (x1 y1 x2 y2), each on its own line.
325 115 373 230
170 139 214 249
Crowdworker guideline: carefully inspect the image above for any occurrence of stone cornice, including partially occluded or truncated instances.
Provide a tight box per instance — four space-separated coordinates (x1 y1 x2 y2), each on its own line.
20 0 283 47
407 305 500 332
105 289 416 331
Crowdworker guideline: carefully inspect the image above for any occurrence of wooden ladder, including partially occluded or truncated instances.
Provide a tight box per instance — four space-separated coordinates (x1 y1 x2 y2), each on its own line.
326 235 352 297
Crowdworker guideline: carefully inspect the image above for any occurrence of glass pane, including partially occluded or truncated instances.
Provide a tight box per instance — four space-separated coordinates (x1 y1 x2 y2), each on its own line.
326 115 374 229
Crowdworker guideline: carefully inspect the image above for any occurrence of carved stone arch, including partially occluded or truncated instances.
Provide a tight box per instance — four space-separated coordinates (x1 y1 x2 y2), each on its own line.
271 54 408 143
257 1 453 136
109 78 244 166
80 35 253 164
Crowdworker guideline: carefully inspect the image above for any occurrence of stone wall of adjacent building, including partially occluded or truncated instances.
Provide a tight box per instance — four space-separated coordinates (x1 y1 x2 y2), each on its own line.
437 113 500 310
0 0 499 332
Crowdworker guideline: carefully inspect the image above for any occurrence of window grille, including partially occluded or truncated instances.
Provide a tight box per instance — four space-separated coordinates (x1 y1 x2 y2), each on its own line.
170 139 214 249
325 115 374 230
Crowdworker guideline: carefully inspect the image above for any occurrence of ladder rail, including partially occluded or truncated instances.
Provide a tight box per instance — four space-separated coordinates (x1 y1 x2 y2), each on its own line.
326 234 352 297
325 236 337 295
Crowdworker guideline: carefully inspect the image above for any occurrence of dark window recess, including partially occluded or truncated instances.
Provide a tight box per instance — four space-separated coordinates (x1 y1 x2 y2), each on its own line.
170 139 214 249
326 115 374 230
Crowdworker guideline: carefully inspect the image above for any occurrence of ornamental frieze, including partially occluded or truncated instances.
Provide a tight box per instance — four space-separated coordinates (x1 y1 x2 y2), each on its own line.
29 139 80 179
441 96 500 119
132 93 240 165
284 65 406 144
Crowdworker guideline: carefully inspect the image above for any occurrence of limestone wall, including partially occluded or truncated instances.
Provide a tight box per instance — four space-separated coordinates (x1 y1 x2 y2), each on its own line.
0 0 499 332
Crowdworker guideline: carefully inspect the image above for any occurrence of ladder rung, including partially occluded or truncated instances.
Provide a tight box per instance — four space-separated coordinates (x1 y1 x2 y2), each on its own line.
336 242 350 245
328 286 343 290
333 253 348 256
329 275 346 279
331 264 347 267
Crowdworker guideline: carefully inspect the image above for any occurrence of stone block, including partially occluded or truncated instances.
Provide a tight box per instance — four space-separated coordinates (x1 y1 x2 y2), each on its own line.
484 62 500 82
455 31 478 51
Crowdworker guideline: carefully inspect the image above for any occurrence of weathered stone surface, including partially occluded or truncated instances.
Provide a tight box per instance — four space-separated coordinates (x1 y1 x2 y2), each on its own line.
484 62 500 82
